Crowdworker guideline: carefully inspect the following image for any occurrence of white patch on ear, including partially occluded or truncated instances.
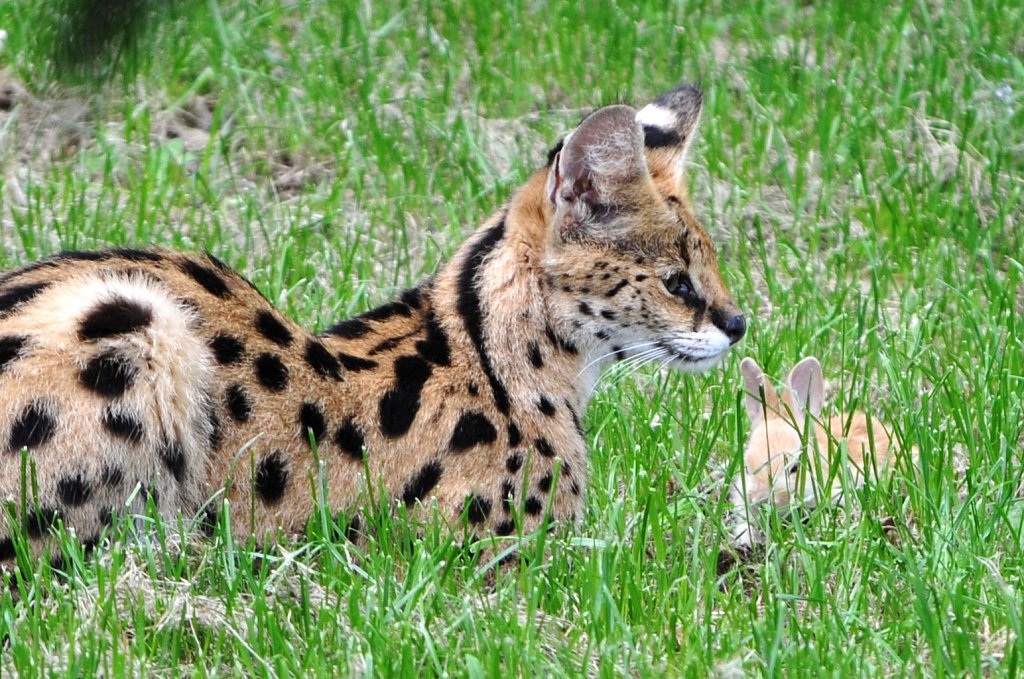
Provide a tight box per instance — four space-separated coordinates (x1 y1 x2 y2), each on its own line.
635 104 677 131
740 357 767 425
784 356 824 426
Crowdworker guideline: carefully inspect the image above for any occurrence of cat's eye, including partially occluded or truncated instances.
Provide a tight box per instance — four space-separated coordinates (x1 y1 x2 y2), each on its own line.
663 272 699 303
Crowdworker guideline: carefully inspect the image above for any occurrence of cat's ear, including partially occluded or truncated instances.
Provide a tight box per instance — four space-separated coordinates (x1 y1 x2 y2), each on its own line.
740 357 780 426
783 356 824 427
635 84 703 189
546 105 646 229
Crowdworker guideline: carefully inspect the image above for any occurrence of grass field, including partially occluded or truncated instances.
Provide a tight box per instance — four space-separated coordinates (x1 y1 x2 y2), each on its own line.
0 0 1023 675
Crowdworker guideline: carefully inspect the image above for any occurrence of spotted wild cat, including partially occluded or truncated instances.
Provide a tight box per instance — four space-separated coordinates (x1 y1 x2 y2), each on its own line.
0 84 745 564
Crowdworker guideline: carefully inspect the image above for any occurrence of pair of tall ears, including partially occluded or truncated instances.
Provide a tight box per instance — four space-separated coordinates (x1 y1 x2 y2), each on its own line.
546 85 703 217
740 356 824 428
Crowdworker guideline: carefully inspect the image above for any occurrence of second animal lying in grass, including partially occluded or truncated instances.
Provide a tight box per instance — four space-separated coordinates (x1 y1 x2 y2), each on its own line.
728 356 910 548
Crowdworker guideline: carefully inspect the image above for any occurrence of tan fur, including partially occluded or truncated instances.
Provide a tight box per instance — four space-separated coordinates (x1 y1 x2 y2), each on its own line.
729 356 912 547
0 85 745 564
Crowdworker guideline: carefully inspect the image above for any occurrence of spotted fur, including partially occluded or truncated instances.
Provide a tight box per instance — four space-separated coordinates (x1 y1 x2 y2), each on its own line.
0 84 744 564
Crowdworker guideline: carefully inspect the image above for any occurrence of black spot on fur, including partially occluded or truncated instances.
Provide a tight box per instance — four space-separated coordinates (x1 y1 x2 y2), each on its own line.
538 396 556 417
534 438 555 458
595 329 611 341
101 465 123 487
538 473 553 494
0 537 13 560
179 259 231 298
467 382 479 396
500 480 515 513
58 474 92 506
635 274 648 282
569 406 584 435
255 452 289 505
9 400 57 451
545 324 578 355
99 507 115 527
600 310 616 320
456 219 511 414
506 453 523 473
299 402 327 446
345 514 362 543
379 355 432 438
495 520 515 536
0 335 27 373
159 438 187 483
465 495 492 524
255 353 289 392
368 336 405 355
0 282 48 317
449 411 498 453
361 300 413 322
402 461 443 506
507 422 522 447
337 352 378 372
604 280 628 298
416 312 451 366
103 408 145 444
305 340 342 380
26 506 61 538
571 481 581 496
528 342 543 368
199 506 218 537
255 310 293 347
401 287 424 310
210 334 245 365
324 318 371 339
334 417 365 460
207 405 222 450
78 297 153 340
578 302 593 316
225 384 253 423
79 349 137 398
524 496 543 516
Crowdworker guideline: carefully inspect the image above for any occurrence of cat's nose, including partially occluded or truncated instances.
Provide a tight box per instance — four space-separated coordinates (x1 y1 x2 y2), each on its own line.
712 308 746 345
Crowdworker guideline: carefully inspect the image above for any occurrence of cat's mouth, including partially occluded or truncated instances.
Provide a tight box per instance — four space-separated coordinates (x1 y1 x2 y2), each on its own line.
660 334 732 373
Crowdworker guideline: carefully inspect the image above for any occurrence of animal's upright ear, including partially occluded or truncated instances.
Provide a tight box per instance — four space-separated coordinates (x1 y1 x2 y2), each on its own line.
740 357 780 426
546 105 646 231
635 84 703 188
783 356 824 427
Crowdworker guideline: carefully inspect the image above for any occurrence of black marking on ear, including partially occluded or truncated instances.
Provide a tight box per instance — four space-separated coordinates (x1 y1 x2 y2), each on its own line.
210 334 245 365
80 349 137 398
449 411 498 453
456 220 511 414
0 282 49 317
465 495 492 524
255 310 294 347
604 280 628 298
337 352 378 372
255 353 289 392
58 473 92 506
299 401 327 446
546 139 565 166
642 125 680 148
79 297 153 340
534 438 555 458
545 324 578 355
379 356 432 438
527 342 543 368
524 496 543 516
0 335 28 373
538 396 557 417
324 318 372 339
103 408 145 444
305 340 342 380
416 312 451 366
507 422 522 447
225 384 253 423
179 259 231 297
10 400 57 451
334 417 365 460
402 461 443 506
26 506 61 538
255 451 289 505
159 439 187 483
506 453 523 473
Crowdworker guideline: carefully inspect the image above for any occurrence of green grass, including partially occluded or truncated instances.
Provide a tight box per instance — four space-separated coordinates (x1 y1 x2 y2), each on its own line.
1 0 1023 675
